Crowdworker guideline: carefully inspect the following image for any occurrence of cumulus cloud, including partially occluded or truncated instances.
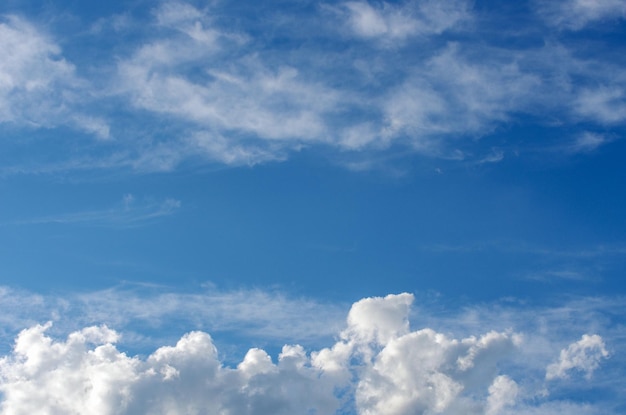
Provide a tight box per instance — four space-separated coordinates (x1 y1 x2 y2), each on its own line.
546 334 610 380
486 375 518 415
0 293 615 414
0 325 340 415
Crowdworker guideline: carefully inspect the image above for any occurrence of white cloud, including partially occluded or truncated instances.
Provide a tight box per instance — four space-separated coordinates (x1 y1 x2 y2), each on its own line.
537 0 626 30
382 44 540 153
108 5 626 167
574 87 626 124
477 148 505 164
567 132 615 154
114 5 340 167
118 59 336 141
0 1 625 172
486 375 518 415
0 285 347 347
546 334 609 380
342 0 469 42
0 292 619 414
0 15 109 139
343 292 413 345
154 1 205 28
0 325 343 415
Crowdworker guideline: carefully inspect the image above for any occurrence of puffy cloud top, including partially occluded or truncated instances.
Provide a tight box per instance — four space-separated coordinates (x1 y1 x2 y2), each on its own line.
0 294 612 414
546 334 610 380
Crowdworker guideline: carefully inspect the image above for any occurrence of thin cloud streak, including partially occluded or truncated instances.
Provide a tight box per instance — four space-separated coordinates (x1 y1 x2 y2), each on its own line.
0 285 348 348
4 195 181 228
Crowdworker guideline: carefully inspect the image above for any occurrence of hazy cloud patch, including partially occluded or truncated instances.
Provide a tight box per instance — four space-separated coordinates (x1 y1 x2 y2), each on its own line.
0 15 108 138
537 0 626 30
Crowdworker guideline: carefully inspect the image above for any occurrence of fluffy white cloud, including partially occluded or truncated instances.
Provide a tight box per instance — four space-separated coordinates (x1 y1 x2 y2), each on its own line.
486 375 518 415
0 325 340 415
546 334 609 380
0 293 616 414
343 292 413 345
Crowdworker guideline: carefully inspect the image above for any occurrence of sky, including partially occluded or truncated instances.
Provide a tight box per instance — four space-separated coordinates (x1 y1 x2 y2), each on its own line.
0 0 625 413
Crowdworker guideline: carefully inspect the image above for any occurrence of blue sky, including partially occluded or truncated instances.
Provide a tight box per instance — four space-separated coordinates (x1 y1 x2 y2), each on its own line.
0 0 625 414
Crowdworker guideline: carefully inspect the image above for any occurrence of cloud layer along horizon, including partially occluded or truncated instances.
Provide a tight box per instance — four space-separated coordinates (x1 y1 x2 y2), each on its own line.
0 293 616 415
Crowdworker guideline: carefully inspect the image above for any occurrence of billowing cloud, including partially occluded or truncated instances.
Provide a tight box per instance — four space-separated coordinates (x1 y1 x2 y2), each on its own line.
0 324 342 415
486 375 518 415
0 293 617 414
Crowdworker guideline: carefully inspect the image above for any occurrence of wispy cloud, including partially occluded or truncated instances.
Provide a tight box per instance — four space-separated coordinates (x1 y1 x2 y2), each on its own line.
565 132 617 154
418 240 624 285
0 1 624 172
537 0 626 30
0 15 109 138
74 285 347 343
339 0 470 42
574 88 626 124
523 269 597 283
0 284 347 348
7 195 181 227
419 240 626 258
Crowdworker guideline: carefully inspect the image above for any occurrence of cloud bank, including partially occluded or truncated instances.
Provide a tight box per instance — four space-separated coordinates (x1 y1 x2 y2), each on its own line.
0 293 617 414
